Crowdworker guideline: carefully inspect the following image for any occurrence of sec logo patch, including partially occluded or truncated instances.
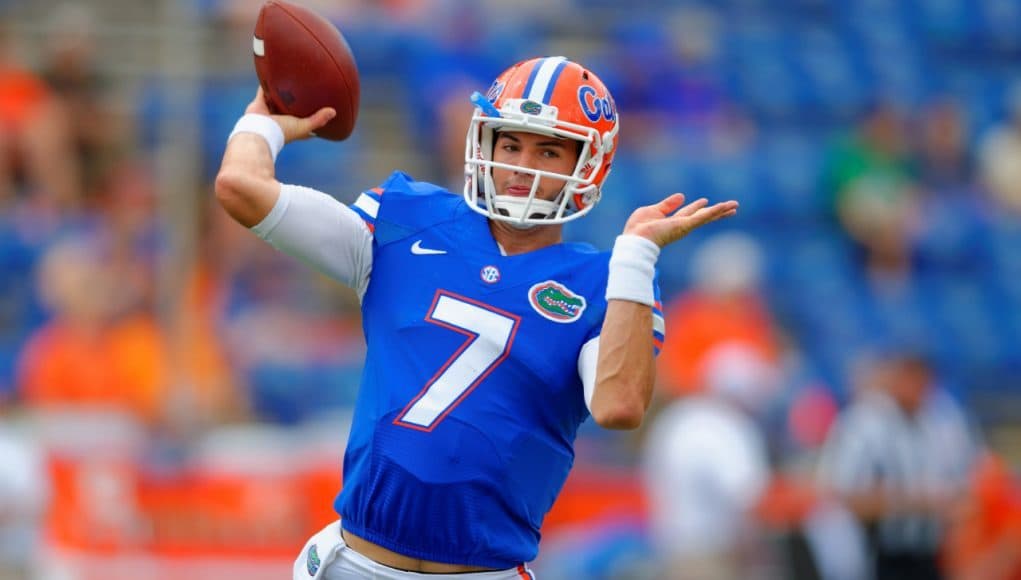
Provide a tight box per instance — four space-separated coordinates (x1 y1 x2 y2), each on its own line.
480 265 501 284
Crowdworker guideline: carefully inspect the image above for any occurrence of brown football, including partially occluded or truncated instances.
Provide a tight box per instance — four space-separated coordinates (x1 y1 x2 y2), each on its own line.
253 0 359 141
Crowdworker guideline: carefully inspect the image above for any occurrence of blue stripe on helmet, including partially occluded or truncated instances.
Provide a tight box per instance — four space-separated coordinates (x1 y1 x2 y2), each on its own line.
522 59 545 101
541 60 569 104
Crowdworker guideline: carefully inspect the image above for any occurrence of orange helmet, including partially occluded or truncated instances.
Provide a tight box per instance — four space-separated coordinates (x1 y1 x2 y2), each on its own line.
464 56 620 226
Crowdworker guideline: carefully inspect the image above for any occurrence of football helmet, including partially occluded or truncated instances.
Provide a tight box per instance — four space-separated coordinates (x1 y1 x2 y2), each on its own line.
464 56 620 226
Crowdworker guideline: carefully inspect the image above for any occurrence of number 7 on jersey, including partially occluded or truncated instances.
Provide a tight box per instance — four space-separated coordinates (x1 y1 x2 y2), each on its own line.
394 291 521 431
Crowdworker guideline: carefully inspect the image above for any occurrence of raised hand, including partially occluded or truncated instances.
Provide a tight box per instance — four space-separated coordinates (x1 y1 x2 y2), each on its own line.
245 87 336 144
623 194 739 248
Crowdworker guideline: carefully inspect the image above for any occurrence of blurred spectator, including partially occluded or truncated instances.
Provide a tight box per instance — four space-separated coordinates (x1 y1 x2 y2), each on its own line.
913 98 990 274
916 98 973 196
978 83 1021 215
40 3 127 200
0 23 82 209
817 349 980 580
943 453 1021 580
15 203 246 433
642 343 774 580
823 103 921 284
657 232 781 397
15 236 170 425
762 383 864 580
96 162 162 308
167 198 249 429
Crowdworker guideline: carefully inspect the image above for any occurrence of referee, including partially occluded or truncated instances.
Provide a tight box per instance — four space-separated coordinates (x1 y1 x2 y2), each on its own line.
818 351 979 580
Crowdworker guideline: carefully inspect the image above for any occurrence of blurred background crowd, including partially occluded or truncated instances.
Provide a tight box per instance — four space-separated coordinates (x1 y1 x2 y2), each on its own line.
0 0 1019 578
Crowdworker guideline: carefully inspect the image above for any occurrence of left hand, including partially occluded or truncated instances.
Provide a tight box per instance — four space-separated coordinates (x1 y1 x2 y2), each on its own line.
623 194 739 248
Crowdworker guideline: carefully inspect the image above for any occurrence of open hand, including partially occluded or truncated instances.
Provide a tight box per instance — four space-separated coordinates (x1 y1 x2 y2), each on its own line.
245 87 336 144
623 194 739 248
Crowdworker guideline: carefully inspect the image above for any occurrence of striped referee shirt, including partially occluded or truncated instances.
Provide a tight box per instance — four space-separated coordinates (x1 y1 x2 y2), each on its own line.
817 388 978 554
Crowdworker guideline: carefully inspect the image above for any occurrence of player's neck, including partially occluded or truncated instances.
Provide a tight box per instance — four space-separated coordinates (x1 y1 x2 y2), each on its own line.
488 219 562 255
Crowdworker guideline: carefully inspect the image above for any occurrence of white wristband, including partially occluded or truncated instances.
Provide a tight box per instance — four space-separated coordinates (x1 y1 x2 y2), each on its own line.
228 113 285 162
605 234 660 306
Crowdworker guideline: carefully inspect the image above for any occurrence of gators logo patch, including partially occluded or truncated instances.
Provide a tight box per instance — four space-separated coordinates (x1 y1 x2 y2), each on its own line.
528 281 587 323
520 100 543 115
306 543 321 576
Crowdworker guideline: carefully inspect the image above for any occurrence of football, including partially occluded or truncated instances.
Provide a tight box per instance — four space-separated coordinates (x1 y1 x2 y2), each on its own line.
253 0 359 141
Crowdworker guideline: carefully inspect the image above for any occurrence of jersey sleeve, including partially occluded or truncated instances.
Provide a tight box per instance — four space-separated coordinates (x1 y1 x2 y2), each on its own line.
348 171 462 247
349 186 382 234
251 183 373 298
652 274 665 355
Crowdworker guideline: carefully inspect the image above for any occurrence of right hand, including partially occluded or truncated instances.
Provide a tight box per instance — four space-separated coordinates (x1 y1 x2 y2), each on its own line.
246 87 336 144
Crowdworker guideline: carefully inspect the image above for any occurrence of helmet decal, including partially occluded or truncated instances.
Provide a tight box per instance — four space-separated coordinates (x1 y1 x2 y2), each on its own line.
579 85 617 123
485 80 505 102
520 100 543 115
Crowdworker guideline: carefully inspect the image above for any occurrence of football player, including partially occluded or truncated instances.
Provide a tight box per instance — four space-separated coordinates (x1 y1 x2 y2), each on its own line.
215 56 738 579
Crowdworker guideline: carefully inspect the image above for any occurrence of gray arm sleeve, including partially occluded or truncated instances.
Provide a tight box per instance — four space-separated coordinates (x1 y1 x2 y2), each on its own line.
250 183 373 299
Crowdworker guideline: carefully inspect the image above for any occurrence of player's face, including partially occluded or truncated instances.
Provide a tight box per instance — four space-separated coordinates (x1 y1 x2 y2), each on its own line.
491 131 579 202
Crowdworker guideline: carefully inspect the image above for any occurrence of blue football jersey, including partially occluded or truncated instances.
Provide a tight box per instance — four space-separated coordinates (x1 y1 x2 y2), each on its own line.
339 172 664 568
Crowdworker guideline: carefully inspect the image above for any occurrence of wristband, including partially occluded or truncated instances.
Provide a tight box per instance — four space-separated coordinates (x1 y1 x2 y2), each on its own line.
605 234 660 306
228 113 285 162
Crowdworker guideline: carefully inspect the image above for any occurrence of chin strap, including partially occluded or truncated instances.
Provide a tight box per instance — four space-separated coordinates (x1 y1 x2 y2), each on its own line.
489 194 561 224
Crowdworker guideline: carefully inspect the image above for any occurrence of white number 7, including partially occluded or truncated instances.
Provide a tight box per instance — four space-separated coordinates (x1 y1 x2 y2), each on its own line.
395 291 521 431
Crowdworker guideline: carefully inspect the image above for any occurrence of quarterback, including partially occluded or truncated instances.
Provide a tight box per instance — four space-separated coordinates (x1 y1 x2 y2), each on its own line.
215 56 738 579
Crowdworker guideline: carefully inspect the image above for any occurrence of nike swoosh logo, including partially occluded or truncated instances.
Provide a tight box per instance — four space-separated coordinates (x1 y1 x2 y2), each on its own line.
411 240 447 255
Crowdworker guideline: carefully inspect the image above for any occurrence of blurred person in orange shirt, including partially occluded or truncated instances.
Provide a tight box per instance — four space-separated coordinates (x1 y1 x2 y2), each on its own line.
16 156 245 429
15 236 170 425
17 233 244 432
943 453 1021 580
657 231 780 397
0 21 82 209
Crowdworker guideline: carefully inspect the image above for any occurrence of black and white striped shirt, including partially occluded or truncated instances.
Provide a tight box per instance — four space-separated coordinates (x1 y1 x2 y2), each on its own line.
818 388 977 554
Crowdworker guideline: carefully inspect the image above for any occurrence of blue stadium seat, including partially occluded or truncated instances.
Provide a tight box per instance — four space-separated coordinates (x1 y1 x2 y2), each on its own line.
911 0 976 43
248 361 362 425
794 27 870 116
925 275 1005 373
0 217 50 396
756 131 827 218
